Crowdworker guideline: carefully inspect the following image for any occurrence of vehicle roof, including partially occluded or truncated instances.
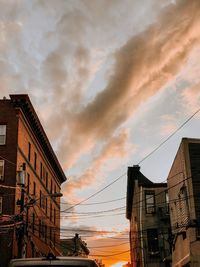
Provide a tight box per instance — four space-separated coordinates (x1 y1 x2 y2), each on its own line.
10 257 95 261
9 257 98 266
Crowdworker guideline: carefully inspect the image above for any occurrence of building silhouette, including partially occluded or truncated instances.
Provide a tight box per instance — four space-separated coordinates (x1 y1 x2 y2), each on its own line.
61 233 90 257
0 95 67 266
167 138 200 266
126 165 171 267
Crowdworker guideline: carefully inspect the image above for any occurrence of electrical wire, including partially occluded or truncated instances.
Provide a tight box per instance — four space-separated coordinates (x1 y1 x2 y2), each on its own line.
61 173 126 212
61 196 126 207
138 107 200 165
65 107 200 211
0 155 16 166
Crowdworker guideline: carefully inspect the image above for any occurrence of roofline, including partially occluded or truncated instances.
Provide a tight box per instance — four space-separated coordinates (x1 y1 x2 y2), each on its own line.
10 94 67 183
126 165 167 220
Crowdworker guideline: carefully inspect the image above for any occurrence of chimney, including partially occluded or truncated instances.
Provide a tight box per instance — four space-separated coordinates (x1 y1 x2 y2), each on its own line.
128 165 140 180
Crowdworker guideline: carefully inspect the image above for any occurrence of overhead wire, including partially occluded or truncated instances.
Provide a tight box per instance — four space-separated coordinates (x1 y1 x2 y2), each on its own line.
61 107 200 211
62 172 126 212
61 196 126 207
1 106 199 261
0 154 16 166
138 107 200 165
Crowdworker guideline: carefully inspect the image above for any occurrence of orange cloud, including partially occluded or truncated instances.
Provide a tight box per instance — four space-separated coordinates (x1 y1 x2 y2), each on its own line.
55 0 200 172
62 129 132 196
160 114 177 136
182 82 200 113
87 231 130 267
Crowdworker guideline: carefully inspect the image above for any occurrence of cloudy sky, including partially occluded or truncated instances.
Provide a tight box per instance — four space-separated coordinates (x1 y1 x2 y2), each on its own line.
1 0 200 266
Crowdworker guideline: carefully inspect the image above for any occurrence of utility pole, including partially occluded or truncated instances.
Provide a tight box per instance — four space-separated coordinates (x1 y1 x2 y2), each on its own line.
16 163 26 258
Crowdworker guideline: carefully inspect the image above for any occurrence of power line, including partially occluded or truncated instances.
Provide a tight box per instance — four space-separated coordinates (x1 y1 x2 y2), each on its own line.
61 107 200 211
0 155 16 166
61 206 126 215
61 196 126 207
138 107 200 165
90 249 130 257
62 172 126 212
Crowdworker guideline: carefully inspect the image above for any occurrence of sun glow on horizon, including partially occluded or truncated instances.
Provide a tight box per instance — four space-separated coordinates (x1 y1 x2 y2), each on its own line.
110 261 128 267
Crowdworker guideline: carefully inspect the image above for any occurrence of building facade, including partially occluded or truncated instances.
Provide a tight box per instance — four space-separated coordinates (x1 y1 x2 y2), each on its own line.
0 95 67 267
61 234 90 257
167 138 200 267
126 165 171 267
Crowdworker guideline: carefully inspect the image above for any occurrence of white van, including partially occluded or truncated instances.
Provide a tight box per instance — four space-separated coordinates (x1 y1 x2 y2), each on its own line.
9 256 99 267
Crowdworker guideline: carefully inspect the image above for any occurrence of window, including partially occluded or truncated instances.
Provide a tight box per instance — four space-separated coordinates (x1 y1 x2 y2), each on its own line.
145 191 155 214
50 203 52 222
147 228 159 256
53 232 56 246
0 160 5 181
33 181 36 196
45 225 47 242
27 173 30 195
43 166 45 180
28 142 31 161
39 219 41 237
40 162 43 179
50 227 52 246
0 125 6 145
34 152 37 170
32 213 35 233
165 191 169 213
50 180 53 194
45 198 48 215
54 208 56 224
0 196 2 214
41 193 45 210
40 190 42 207
40 191 45 209
46 172 48 189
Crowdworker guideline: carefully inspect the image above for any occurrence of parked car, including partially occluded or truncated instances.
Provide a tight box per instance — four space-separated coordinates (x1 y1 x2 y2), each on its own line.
9 254 99 267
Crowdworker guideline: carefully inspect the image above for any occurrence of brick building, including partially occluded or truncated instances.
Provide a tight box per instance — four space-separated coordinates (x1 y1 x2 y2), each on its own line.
0 95 67 267
126 165 171 267
167 138 200 267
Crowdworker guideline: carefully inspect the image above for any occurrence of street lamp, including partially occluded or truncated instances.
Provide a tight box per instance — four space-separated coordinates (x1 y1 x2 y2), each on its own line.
26 192 63 207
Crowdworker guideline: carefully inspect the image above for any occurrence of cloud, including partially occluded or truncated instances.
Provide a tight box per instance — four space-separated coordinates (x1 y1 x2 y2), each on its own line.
182 82 200 113
62 129 132 196
56 0 200 170
1 0 200 199
87 230 130 266
160 114 177 136
59 224 130 266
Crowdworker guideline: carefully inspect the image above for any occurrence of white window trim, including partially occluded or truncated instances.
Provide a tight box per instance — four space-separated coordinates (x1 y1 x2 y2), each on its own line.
0 125 6 145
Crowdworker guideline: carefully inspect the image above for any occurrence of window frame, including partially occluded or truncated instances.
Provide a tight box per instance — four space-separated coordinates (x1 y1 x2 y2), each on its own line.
27 173 30 195
40 162 43 179
145 191 156 214
28 142 31 161
0 124 6 145
34 152 37 170
33 181 36 196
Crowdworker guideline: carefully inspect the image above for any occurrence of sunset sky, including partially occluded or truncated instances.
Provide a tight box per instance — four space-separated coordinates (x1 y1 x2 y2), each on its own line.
1 0 200 266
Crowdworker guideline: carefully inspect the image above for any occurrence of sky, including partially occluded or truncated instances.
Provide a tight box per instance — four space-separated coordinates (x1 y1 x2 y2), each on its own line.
1 0 200 266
